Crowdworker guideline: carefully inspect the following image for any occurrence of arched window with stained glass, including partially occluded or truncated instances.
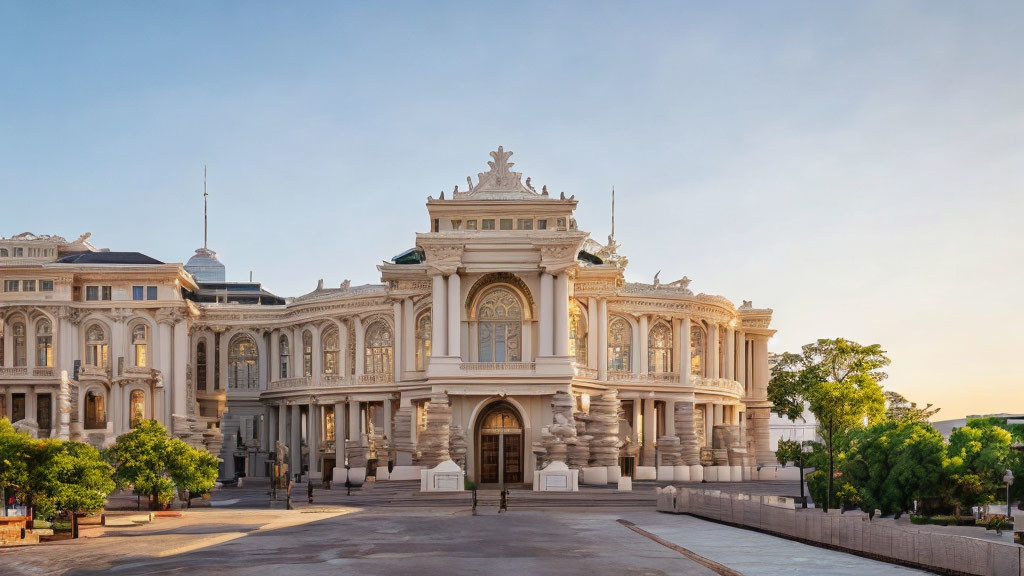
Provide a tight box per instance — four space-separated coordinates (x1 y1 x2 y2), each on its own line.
569 303 587 366
322 326 339 375
415 312 431 371
12 321 27 367
85 324 109 368
302 330 313 377
196 339 208 391
228 334 259 389
607 316 632 372
129 389 146 428
690 323 705 377
279 334 290 379
131 324 148 367
364 321 394 374
648 321 672 374
476 287 522 363
36 318 52 367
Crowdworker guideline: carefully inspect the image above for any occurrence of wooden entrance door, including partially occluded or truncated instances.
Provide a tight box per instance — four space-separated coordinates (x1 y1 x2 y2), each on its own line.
477 403 524 485
480 434 500 483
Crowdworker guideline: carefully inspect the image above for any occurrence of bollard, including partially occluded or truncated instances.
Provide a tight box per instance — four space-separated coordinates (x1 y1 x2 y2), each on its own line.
308 481 314 504
499 489 508 513
472 489 478 514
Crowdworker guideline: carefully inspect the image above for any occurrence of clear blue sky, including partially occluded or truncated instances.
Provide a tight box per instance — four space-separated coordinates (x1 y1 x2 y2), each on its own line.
2 1 1022 419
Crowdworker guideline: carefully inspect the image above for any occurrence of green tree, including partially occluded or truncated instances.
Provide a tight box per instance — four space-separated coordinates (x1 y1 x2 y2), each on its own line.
30 439 115 521
106 420 220 509
844 419 944 517
0 418 35 512
769 338 889 511
944 421 1012 514
884 391 940 423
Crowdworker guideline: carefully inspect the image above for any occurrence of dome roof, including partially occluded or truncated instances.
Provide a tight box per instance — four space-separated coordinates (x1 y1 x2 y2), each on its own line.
185 247 226 282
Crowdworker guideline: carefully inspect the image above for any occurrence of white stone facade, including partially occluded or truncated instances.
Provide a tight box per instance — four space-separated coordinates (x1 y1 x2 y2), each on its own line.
1 148 775 484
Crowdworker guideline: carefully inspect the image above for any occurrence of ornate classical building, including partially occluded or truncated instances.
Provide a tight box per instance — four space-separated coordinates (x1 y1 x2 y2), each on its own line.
0 148 775 486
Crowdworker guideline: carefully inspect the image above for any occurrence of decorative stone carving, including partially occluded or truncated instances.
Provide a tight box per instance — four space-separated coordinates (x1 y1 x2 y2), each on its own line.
449 425 467 470
57 371 72 440
538 391 577 468
416 391 452 468
452 147 542 200
582 390 623 467
675 402 701 466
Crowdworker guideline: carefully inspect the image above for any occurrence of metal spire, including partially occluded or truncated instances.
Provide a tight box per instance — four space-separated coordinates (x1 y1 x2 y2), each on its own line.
203 165 208 250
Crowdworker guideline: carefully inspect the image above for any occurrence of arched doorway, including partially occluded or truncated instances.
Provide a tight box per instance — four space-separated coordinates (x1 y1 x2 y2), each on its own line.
476 402 523 485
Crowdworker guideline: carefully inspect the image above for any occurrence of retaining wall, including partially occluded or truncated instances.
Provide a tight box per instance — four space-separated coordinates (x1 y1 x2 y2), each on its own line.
656 486 1023 576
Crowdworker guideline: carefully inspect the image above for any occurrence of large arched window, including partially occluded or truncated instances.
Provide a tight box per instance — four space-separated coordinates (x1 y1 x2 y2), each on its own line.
36 318 52 367
415 312 431 371
476 288 522 363
228 334 259 389
131 324 148 367
279 334 290 379
85 390 106 429
302 330 313 377
569 303 587 365
322 326 340 375
607 316 632 372
690 323 705 377
648 321 672 374
12 321 26 367
85 324 109 368
364 321 394 374
196 339 207 391
129 389 146 428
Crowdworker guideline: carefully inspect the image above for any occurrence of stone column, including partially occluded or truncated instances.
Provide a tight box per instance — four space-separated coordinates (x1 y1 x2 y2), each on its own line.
353 317 364 377
680 317 691 385
737 330 747 395
334 401 346 465
642 397 656 466
631 320 641 373
597 299 608 380
431 274 447 361
383 397 393 462
705 404 714 448
270 330 280 381
672 318 682 374
393 301 403 382
539 273 553 357
308 402 321 480
267 405 278 449
725 327 735 381
348 401 361 442
172 320 188 418
446 273 460 359
311 327 322 386
639 315 649 375
338 319 349 376
157 320 172 424
554 273 569 357
402 298 415 372
290 404 302 478
276 403 287 452
665 399 676 437
587 297 598 369
709 324 720 379
292 327 303 373
26 319 36 369
675 400 700 465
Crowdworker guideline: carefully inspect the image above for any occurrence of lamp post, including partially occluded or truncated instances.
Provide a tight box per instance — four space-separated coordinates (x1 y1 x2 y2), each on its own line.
799 442 811 509
1003 469 1014 518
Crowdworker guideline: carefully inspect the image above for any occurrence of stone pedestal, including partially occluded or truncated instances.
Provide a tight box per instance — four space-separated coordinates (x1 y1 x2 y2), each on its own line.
583 391 622 480
533 461 578 492
417 392 452 468
580 466 608 485
420 459 464 492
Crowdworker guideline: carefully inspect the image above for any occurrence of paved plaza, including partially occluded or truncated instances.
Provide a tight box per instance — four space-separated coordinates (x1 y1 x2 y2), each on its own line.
2 493 931 576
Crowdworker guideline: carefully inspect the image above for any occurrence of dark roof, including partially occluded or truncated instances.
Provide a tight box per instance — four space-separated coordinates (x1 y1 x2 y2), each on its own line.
577 250 603 265
56 252 164 265
392 247 425 264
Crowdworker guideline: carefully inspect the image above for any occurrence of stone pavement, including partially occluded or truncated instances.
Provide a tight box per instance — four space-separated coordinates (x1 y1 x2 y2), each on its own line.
0 504 935 576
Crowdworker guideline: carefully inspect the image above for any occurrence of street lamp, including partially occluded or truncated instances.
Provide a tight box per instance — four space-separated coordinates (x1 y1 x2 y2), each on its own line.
1003 469 1014 518
799 442 812 509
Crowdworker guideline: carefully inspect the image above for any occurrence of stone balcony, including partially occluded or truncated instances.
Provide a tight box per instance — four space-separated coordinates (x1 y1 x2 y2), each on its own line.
456 361 538 377
578 369 745 398
0 366 59 379
267 372 395 392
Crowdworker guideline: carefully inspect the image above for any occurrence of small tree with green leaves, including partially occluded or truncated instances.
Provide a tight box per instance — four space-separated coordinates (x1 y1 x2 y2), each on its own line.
30 439 115 522
107 420 219 509
0 418 35 515
884 391 940 423
769 338 889 512
944 421 1012 515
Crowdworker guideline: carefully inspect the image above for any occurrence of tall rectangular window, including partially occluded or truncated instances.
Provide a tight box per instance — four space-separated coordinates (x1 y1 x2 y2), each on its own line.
4 280 19 292
537 219 548 230
39 280 53 291
499 218 513 230
86 286 99 300
101 286 112 300
22 280 35 292
482 219 495 230
146 286 158 300
132 286 144 300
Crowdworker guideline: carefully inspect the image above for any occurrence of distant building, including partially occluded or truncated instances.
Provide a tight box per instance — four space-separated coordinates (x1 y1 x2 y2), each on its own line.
931 413 1024 440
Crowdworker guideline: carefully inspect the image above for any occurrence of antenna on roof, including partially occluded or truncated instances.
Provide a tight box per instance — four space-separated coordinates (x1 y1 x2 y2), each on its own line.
203 165 209 250
610 186 616 240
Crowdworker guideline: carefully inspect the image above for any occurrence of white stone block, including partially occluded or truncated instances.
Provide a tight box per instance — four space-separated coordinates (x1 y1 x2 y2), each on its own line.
618 476 632 491
656 466 675 482
535 461 578 492
635 466 657 481
704 466 719 482
606 465 621 484
348 467 366 486
420 460 465 492
388 465 423 481
759 466 778 481
689 465 704 483
674 465 691 482
581 466 608 485
730 465 743 482
331 467 348 487
374 467 390 481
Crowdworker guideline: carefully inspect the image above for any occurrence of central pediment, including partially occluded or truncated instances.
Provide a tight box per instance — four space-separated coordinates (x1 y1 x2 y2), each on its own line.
453 147 545 200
